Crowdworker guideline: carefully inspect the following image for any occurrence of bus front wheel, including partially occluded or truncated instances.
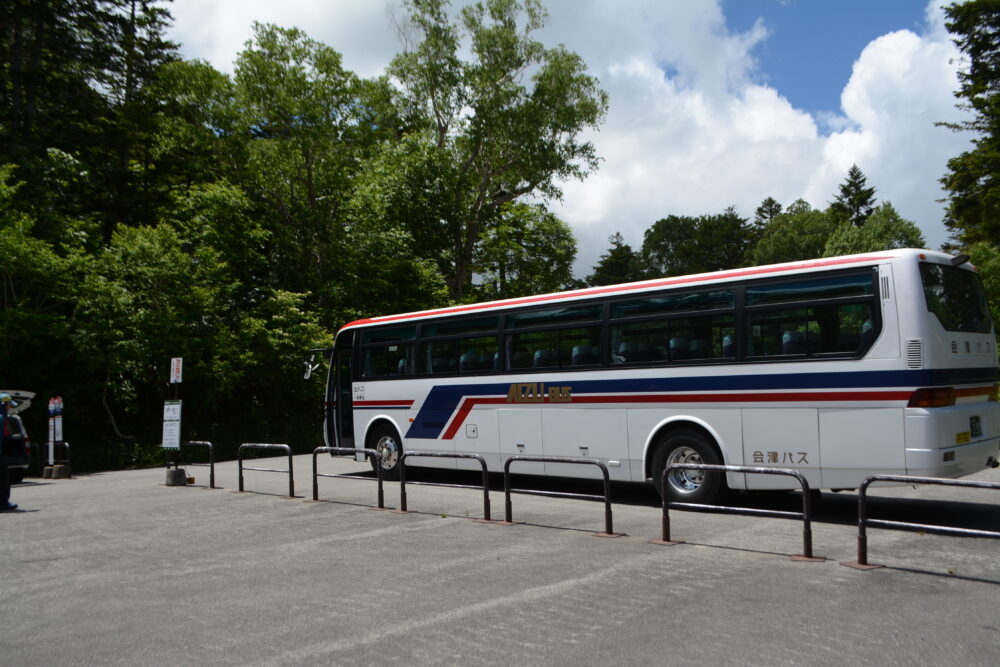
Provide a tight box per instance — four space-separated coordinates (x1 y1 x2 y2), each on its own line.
368 423 403 480
652 428 723 504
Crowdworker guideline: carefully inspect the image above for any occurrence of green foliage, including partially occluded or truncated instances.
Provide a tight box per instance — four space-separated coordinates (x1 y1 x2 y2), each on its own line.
750 200 841 265
0 1 612 471
822 202 926 256
966 242 1000 334
476 202 577 299
641 208 751 277
586 232 641 286
830 164 877 227
940 1 1000 245
390 0 608 299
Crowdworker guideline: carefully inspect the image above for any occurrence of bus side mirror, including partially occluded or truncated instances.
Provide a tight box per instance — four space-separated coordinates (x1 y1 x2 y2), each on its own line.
304 353 319 380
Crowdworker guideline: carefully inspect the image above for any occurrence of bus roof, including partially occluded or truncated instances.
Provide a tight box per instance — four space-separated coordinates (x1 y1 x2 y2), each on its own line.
338 248 951 333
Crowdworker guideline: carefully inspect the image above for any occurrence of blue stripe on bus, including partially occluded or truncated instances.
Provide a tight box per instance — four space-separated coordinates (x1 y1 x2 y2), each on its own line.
401 367 998 439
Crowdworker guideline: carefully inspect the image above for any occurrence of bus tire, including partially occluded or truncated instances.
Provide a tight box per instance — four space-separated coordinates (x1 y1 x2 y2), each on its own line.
651 428 723 503
367 423 403 481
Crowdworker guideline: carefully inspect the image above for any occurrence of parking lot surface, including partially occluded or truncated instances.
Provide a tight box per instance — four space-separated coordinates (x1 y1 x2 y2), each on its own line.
2 454 999 665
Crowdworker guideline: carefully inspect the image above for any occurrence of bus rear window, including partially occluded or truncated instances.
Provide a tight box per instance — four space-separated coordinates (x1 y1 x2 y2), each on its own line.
919 263 992 333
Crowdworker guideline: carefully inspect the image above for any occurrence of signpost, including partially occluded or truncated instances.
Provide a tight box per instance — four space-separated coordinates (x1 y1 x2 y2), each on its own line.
163 358 186 485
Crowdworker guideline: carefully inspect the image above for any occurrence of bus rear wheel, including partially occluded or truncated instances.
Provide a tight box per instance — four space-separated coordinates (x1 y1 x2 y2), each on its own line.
652 428 723 504
368 423 403 480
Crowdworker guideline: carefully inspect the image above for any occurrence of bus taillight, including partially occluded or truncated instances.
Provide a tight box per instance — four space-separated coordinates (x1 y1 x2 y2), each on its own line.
908 387 956 408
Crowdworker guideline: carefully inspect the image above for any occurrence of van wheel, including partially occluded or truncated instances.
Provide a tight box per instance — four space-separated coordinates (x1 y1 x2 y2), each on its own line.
652 428 723 503
367 423 403 480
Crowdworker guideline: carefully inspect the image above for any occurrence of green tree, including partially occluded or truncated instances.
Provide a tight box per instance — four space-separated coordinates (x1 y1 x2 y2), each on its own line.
640 207 751 277
822 202 925 256
390 0 608 300
966 242 1000 334
940 0 1000 245
587 232 640 286
830 164 877 227
754 196 782 227
475 202 576 299
750 199 840 265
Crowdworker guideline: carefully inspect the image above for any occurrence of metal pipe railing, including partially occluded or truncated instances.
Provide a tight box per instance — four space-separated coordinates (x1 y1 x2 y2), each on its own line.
311 447 384 508
842 474 1000 570
398 451 491 520
181 441 215 489
238 443 294 497
503 456 617 536
653 463 822 561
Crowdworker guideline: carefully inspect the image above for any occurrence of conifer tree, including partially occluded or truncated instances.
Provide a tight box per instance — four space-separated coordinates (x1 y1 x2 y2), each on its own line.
830 164 877 227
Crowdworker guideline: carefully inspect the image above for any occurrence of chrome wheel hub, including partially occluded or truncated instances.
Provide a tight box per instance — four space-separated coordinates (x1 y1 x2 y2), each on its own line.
377 436 399 469
665 446 704 494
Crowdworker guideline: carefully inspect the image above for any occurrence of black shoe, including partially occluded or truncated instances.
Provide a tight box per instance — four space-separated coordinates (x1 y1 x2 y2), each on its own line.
1 502 17 511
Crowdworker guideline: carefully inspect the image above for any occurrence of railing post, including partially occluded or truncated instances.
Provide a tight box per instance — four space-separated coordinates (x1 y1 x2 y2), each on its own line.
792 472 817 562
399 452 409 513
481 460 491 522
375 455 385 510
857 478 870 566
503 459 514 523
238 446 244 492
181 441 215 489
312 449 320 501
288 447 295 499
840 476 884 570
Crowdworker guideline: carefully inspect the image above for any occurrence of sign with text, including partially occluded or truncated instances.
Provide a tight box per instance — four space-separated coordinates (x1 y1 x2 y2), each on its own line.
169 357 183 384
162 399 182 448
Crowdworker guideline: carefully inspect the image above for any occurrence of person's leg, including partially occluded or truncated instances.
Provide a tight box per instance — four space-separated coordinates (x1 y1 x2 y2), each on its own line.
0 457 15 510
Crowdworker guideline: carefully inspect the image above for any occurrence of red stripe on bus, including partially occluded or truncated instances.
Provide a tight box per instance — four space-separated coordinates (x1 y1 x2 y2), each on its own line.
353 400 414 407
341 255 891 330
439 390 911 440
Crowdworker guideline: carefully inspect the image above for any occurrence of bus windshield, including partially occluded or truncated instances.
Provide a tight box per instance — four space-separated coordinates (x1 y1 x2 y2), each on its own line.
919 262 992 333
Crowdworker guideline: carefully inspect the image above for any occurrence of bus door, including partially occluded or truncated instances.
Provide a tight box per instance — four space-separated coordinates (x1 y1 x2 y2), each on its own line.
333 338 355 448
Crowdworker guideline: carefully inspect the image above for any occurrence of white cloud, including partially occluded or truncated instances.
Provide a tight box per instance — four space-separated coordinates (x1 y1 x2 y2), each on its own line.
167 0 973 277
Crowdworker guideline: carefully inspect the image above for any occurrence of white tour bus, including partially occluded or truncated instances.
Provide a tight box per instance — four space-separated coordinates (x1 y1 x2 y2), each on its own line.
323 249 1000 502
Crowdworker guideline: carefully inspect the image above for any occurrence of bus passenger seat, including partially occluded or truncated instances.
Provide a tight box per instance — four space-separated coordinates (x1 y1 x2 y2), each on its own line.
533 349 555 367
859 320 875 349
782 330 805 354
689 339 708 358
572 345 595 365
722 334 734 358
669 337 689 360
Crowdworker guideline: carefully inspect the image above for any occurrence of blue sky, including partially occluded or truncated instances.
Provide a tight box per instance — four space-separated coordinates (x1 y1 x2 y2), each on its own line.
725 0 932 118
169 0 972 273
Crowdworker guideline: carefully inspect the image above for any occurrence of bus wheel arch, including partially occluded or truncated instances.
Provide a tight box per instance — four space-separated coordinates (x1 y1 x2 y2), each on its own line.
364 419 404 480
646 420 727 502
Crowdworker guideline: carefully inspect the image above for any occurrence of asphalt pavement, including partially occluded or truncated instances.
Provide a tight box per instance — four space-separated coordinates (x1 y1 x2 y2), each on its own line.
2 454 999 665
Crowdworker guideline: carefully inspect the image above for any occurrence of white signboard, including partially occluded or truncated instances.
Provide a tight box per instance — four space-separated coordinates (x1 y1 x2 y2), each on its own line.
170 357 183 384
162 421 181 449
162 399 182 449
163 401 182 422
53 415 63 442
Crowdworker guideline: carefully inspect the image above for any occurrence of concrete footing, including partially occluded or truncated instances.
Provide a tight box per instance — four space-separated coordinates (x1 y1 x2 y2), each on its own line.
165 468 187 486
